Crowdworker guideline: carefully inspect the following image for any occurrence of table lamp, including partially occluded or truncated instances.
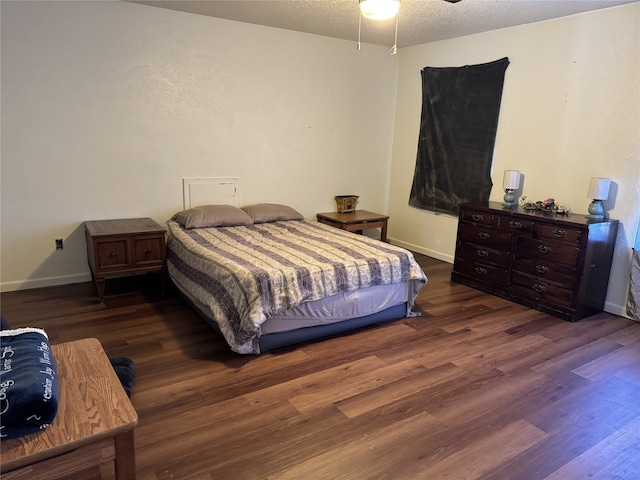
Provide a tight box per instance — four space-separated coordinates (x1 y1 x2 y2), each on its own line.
501 170 521 206
585 177 610 220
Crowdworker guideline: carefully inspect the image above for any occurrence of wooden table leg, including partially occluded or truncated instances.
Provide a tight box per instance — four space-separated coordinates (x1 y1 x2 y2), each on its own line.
114 430 136 480
380 220 388 242
159 271 167 296
95 278 106 303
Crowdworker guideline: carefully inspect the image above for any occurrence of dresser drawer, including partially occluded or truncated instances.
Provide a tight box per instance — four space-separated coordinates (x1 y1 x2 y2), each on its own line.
538 224 582 244
457 226 511 249
515 237 580 266
457 242 510 268
512 272 574 307
460 209 497 228
455 257 510 286
497 217 535 235
512 258 577 288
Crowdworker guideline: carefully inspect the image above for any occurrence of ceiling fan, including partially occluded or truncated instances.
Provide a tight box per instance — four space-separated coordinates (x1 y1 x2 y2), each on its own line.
358 0 462 54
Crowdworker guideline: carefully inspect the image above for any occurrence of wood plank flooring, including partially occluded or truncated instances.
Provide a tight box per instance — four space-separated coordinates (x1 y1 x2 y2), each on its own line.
2 254 639 479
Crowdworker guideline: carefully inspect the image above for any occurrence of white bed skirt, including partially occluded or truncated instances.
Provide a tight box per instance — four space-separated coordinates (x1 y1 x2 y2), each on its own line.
261 282 411 334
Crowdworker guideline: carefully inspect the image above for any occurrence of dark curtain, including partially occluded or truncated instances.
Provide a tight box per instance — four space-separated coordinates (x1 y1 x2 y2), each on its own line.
409 57 510 215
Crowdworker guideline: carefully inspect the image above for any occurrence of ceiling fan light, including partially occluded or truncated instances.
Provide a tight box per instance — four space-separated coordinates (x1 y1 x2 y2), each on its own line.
359 0 400 20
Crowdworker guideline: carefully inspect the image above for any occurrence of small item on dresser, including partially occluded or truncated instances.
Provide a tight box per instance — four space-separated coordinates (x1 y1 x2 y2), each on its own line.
0 327 59 439
334 195 359 213
519 196 570 215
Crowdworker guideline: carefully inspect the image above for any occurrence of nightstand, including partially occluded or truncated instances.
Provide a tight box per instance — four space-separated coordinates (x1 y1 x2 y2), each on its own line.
316 210 389 242
85 218 166 302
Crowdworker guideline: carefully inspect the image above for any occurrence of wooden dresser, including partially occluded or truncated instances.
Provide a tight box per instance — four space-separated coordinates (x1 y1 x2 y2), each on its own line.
451 202 618 321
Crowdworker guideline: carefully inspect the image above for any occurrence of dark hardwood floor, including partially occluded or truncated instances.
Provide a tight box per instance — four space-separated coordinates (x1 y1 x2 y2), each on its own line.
2 254 639 479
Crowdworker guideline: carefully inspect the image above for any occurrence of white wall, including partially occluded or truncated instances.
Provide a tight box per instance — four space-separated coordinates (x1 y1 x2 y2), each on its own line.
2 1 638 320
0 1 398 290
388 3 640 317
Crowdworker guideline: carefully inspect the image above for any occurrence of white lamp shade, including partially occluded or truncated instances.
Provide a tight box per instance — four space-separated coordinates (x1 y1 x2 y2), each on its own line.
587 177 611 200
502 170 521 190
359 0 400 20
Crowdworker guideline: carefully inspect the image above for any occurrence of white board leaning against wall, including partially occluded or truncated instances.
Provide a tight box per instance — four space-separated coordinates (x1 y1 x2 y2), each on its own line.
182 177 240 209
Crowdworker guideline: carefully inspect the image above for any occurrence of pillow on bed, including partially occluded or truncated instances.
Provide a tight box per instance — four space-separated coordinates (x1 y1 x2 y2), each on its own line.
172 205 253 229
241 203 304 223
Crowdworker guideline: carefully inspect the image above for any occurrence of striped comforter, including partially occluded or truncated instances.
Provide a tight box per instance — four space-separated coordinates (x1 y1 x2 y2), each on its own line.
166 219 427 354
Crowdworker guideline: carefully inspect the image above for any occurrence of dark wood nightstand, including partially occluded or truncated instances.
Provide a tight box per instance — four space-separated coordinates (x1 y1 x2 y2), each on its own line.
316 210 389 242
85 218 166 302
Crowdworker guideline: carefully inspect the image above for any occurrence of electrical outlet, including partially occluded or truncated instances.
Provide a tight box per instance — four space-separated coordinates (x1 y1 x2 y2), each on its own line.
55 239 64 250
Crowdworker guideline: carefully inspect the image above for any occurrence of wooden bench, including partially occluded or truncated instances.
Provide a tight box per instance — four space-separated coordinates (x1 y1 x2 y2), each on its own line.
1 338 138 480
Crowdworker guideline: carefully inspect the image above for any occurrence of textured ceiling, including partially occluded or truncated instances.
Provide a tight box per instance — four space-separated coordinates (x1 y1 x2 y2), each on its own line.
129 0 637 48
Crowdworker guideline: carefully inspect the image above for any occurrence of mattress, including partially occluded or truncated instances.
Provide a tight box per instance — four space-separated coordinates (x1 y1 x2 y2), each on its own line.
166 219 427 353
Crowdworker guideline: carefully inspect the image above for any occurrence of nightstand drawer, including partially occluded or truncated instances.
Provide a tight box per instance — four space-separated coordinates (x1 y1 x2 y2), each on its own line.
96 239 129 270
133 236 164 267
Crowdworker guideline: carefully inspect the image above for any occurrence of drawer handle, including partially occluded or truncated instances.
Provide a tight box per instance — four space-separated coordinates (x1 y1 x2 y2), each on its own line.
509 221 523 229
532 283 547 293
553 229 567 238
478 232 490 240
145 248 152 255
110 250 118 257
475 267 487 275
471 214 484 222
538 245 553 254
536 265 550 274
476 249 489 257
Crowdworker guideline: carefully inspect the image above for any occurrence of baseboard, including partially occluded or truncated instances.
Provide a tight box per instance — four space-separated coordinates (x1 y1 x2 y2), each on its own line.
0 273 92 293
388 237 454 264
604 300 636 321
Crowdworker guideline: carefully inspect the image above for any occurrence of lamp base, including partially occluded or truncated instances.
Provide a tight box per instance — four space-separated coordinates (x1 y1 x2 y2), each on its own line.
501 189 517 207
585 199 606 220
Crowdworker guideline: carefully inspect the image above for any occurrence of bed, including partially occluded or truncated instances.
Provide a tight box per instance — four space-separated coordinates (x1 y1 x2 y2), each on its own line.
166 203 427 354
